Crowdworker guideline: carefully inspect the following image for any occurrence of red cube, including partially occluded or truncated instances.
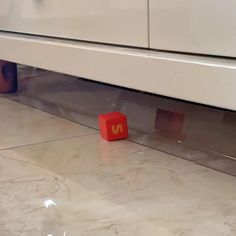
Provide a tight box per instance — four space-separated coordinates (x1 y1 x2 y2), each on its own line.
98 112 128 141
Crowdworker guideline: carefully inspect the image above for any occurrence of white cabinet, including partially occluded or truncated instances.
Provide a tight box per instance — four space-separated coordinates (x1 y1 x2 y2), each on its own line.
2 0 236 110
149 0 236 57
0 0 148 47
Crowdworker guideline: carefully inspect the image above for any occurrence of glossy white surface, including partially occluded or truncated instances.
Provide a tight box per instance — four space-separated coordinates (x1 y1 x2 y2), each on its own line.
150 0 236 57
2 33 236 110
0 0 148 47
0 97 236 235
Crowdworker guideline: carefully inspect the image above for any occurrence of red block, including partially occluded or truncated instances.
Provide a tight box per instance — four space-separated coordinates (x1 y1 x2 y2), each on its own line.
98 112 128 141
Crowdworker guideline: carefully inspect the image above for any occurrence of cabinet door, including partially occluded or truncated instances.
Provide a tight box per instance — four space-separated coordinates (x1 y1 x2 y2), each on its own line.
0 0 148 47
149 0 236 57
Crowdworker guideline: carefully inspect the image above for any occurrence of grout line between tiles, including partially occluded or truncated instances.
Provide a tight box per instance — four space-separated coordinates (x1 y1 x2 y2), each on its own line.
0 132 99 151
0 96 99 131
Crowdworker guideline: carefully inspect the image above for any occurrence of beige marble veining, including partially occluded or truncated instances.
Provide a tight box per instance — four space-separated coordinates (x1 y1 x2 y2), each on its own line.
0 97 97 149
1 134 236 236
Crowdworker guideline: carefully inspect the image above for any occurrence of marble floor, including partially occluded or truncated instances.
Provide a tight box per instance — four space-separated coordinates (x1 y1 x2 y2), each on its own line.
0 97 236 236
6 67 236 177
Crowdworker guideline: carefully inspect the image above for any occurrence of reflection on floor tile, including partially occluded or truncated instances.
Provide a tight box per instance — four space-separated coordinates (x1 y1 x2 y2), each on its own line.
129 130 236 176
0 97 97 149
1 134 236 235
3 66 236 176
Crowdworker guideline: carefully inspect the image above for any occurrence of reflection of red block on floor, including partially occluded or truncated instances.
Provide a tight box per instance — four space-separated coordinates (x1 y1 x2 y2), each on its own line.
98 112 128 141
155 109 185 137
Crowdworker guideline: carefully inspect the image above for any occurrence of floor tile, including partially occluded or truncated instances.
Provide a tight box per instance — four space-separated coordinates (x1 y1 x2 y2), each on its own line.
8 67 236 178
0 97 97 149
0 134 236 235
